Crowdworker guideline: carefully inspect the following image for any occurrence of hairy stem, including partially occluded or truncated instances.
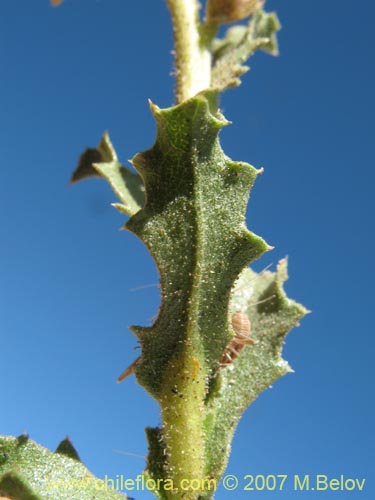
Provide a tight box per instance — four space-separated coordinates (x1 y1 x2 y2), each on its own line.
166 0 212 102
160 348 207 499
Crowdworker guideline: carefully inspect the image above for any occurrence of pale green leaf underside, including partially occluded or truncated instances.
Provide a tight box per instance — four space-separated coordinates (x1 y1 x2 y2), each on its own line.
0 436 127 500
204 258 309 479
70 132 145 216
211 9 281 90
93 159 144 216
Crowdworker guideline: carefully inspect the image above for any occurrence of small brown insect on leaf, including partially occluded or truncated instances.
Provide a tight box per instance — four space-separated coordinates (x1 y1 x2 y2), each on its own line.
117 312 256 382
219 312 256 367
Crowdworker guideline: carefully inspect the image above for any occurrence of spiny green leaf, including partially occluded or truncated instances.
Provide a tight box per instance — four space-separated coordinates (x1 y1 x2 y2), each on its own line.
211 8 281 90
204 259 309 480
0 436 127 500
126 90 268 398
70 132 145 216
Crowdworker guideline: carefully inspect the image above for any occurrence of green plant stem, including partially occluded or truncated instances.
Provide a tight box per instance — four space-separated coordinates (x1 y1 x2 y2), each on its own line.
166 0 212 103
160 349 207 499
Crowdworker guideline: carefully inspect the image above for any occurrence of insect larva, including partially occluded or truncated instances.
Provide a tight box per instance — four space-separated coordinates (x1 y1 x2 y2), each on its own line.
219 312 256 368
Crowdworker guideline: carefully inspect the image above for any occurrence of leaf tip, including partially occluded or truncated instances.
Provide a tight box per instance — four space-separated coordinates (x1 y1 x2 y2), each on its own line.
16 433 29 446
111 202 129 215
148 99 162 116
55 436 81 462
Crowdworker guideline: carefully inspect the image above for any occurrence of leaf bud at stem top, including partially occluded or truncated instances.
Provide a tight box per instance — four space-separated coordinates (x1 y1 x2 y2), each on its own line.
206 0 260 24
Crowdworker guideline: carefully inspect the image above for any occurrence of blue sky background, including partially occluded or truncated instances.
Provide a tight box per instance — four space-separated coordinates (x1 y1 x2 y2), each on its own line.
1 0 374 498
